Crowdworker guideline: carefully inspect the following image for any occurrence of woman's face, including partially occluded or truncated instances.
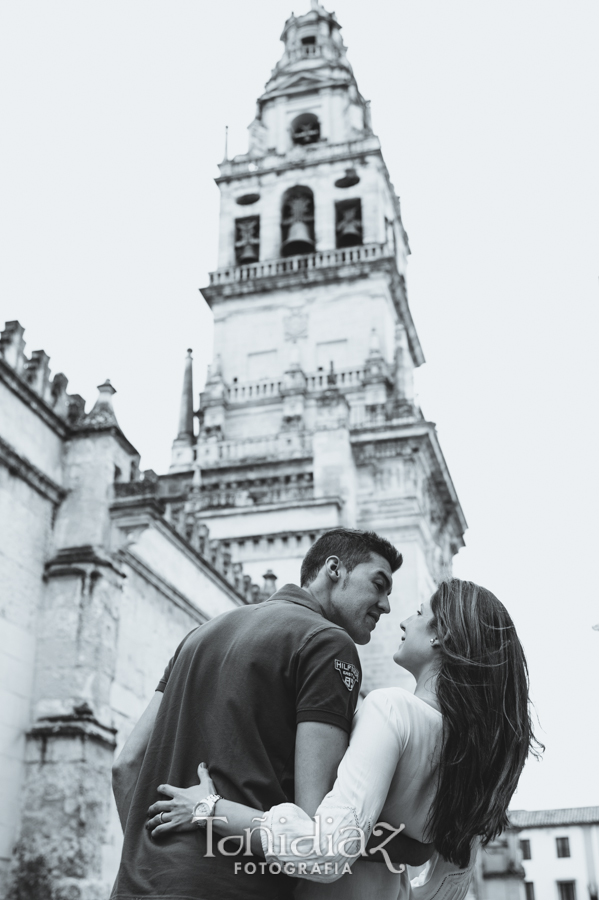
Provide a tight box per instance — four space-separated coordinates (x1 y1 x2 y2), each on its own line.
393 598 437 674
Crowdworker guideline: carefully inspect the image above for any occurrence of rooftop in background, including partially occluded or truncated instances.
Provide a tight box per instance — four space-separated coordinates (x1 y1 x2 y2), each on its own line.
510 807 599 828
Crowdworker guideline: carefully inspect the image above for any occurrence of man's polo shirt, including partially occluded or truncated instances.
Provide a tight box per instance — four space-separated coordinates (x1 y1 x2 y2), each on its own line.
111 584 362 900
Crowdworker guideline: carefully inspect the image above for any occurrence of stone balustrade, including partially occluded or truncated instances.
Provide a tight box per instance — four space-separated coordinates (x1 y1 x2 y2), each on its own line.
199 474 314 510
198 431 313 467
349 403 421 430
306 367 365 391
227 378 283 402
209 242 390 286
287 43 320 60
225 367 366 404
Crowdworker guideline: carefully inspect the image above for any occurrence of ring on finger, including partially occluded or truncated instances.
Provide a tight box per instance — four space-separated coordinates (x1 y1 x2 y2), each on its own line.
160 812 166 824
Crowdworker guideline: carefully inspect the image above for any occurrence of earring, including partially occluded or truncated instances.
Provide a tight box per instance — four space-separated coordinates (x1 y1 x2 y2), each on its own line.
430 638 436 644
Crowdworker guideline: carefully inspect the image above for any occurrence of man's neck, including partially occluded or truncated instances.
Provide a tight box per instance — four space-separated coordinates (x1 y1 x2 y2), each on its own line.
302 583 333 622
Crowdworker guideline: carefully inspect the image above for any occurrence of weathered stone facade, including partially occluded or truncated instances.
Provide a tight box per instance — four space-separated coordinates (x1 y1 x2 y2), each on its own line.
0 323 266 898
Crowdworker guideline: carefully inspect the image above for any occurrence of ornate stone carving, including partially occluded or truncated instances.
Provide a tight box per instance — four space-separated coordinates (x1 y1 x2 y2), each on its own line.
283 309 309 342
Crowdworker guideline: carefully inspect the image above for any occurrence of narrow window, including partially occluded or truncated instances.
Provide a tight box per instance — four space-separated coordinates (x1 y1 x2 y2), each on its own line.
520 839 531 861
335 198 363 248
557 882 576 900
234 215 260 264
524 883 535 900
556 837 571 858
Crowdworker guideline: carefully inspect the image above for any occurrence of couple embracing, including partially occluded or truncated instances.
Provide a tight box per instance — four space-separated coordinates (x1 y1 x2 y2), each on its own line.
111 527 539 900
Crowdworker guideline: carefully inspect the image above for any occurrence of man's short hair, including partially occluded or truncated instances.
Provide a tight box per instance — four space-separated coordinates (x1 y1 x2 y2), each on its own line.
300 528 403 587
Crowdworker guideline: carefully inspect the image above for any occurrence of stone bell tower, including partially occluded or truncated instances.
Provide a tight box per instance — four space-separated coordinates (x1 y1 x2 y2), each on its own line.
161 0 466 690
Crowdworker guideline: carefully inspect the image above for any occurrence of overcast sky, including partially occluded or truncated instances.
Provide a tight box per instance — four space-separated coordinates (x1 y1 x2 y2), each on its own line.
1 1 598 811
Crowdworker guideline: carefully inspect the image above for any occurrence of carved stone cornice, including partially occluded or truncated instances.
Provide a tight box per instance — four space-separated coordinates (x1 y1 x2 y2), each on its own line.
44 545 125 581
0 434 66 505
216 135 382 184
118 549 210 625
110 496 246 606
194 494 342 522
351 421 467 539
28 714 117 750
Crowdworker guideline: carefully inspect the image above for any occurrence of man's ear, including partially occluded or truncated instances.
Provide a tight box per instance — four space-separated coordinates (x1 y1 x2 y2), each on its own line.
325 555 342 582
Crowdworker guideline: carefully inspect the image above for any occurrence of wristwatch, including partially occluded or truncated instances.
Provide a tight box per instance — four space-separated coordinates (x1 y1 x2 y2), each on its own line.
191 793 223 827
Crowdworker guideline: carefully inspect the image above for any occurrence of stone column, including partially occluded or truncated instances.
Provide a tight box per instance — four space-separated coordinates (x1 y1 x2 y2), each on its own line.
394 322 415 412
8 388 138 900
11 553 122 900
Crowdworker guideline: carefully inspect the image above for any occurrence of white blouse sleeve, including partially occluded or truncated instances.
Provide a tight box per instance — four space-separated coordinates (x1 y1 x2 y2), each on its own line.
261 689 407 882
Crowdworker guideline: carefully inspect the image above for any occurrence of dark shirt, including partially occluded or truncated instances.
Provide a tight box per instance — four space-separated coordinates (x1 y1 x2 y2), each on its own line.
111 584 362 900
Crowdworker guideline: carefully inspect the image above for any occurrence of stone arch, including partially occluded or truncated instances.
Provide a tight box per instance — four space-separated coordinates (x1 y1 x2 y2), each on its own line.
291 112 320 146
281 185 315 257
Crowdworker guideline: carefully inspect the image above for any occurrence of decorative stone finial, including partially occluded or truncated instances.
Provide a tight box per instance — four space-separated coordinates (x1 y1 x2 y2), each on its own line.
327 360 337 386
81 379 120 430
97 379 116 397
262 569 278 599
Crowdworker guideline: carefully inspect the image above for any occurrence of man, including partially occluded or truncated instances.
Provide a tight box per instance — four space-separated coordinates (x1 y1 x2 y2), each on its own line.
111 527 422 900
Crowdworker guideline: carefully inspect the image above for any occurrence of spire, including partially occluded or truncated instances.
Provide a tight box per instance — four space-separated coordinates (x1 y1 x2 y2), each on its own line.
177 349 194 439
170 350 197 472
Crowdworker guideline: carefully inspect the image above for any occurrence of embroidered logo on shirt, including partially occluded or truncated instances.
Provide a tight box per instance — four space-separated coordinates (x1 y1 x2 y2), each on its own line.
335 659 359 692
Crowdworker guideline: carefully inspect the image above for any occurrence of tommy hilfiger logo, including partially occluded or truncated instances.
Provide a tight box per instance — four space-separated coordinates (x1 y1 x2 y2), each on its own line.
334 659 359 692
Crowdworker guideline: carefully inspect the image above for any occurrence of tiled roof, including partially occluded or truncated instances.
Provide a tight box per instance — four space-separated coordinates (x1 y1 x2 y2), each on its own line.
509 808 599 828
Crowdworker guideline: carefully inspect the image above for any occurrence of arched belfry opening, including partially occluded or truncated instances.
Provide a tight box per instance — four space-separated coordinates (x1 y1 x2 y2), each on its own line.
281 186 315 257
291 113 320 146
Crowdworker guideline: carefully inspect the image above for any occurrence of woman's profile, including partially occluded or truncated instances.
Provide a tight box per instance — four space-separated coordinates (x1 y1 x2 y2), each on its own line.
147 579 542 900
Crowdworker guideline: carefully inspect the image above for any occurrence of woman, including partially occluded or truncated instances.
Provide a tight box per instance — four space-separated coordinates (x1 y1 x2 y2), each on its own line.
146 579 542 899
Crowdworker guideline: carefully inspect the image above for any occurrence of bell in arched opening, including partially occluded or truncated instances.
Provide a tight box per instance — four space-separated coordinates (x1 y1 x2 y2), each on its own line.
281 186 316 257
235 215 260 264
335 198 363 248
291 112 321 146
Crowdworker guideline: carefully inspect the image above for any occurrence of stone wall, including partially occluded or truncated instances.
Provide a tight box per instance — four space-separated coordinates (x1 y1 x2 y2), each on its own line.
0 322 257 899
0 457 54 888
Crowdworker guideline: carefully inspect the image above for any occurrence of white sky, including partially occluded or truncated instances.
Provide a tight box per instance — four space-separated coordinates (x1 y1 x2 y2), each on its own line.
1 1 598 812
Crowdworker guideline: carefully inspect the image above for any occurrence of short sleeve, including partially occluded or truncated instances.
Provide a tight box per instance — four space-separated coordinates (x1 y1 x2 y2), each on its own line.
155 626 200 693
295 626 362 733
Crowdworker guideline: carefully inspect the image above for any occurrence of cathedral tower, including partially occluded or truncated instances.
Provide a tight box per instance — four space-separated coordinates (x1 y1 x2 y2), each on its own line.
163 1 466 690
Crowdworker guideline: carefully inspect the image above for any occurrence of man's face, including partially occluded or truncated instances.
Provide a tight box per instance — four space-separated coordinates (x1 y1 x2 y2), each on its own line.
329 552 394 644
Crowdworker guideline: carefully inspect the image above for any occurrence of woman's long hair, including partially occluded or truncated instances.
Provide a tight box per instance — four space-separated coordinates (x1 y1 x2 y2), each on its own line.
426 579 543 868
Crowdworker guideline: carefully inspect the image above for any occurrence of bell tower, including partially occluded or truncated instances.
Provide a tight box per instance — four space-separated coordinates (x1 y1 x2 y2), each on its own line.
163 1 466 691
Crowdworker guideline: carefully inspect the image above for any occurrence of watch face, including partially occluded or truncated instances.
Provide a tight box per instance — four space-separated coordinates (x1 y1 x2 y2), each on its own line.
193 801 210 819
